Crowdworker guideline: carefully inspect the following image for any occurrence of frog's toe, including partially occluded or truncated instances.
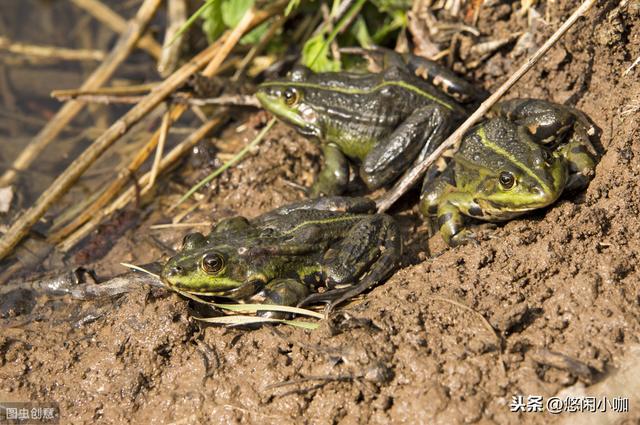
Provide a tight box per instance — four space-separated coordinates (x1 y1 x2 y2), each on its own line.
449 229 477 247
282 178 311 195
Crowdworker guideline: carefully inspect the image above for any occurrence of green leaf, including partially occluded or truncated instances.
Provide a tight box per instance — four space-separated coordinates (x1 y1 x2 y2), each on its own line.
302 33 341 72
372 10 406 43
284 0 301 16
201 0 225 43
240 20 270 45
172 0 218 45
220 0 254 28
352 16 373 48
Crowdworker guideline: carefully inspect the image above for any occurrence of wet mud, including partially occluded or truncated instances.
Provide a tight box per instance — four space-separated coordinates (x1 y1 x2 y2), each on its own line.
1 1 639 424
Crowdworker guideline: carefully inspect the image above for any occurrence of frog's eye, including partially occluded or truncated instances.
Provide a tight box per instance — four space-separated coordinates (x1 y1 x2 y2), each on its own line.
499 171 516 189
201 253 224 274
182 232 206 250
283 88 299 106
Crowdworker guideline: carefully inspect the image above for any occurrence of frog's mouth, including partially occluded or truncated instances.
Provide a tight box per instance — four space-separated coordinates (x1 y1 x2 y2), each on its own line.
162 266 266 299
255 91 321 137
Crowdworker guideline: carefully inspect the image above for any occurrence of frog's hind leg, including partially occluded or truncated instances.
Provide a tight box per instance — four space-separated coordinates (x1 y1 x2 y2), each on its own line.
257 278 311 319
493 99 596 147
340 46 487 103
299 214 402 310
360 105 454 190
260 195 376 219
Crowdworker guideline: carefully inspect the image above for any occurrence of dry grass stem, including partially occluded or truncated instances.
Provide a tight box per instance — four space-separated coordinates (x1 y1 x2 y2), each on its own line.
49 7 276 252
0 0 236 261
149 222 212 230
70 0 162 59
0 37 106 61
144 108 171 191
51 83 159 99
0 0 163 188
158 0 187 77
57 116 224 252
376 0 598 213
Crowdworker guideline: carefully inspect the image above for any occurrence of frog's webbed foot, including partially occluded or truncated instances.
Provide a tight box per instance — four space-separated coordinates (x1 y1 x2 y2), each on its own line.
281 178 311 195
361 105 454 190
257 278 311 320
448 228 478 247
299 214 402 310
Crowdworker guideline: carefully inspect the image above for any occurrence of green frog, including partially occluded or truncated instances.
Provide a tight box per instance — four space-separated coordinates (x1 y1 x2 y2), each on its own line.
256 49 482 196
420 99 597 246
162 197 402 315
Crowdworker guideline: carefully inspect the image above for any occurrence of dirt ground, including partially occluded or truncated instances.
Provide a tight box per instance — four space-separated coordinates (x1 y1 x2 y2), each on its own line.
1 0 639 424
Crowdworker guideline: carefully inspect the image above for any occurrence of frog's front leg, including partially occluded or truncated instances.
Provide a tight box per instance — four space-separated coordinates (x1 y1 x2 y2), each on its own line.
360 105 454 190
420 174 474 247
435 201 475 247
299 214 402 309
311 143 350 197
257 278 310 319
556 135 597 191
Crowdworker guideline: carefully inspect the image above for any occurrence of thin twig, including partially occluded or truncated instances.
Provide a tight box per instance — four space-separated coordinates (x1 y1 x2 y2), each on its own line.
47 106 186 244
51 83 159 99
428 296 506 375
49 7 276 249
144 108 171 191
0 37 106 61
52 92 261 107
170 118 276 210
0 3 232 261
158 0 187 77
57 117 224 252
232 14 286 81
149 222 211 230
70 0 162 59
623 55 640 76
0 0 163 188
376 0 598 213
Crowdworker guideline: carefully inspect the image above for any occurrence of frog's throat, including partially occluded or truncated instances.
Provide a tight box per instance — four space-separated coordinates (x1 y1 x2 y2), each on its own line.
255 92 311 131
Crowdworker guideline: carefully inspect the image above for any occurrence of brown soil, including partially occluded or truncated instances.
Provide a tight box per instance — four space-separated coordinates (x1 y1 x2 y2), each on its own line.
1 1 639 424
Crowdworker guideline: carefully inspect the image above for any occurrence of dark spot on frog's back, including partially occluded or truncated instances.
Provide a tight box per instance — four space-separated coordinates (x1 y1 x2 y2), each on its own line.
437 213 454 229
468 205 484 217
571 145 590 155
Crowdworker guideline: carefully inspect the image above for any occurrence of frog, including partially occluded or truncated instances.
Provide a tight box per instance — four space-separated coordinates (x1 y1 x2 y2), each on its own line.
419 98 598 246
256 48 484 197
161 197 402 316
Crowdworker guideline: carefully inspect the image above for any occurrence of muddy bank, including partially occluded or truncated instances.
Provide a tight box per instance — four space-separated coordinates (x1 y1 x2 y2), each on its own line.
1 0 639 424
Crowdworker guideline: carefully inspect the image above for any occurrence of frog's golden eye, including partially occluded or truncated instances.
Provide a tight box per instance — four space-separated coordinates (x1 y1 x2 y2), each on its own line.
541 149 553 165
283 88 299 106
499 171 516 189
202 253 224 274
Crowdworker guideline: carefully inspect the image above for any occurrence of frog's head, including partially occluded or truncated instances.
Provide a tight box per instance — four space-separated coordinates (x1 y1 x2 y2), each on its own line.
256 66 324 138
464 122 569 219
161 232 265 298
